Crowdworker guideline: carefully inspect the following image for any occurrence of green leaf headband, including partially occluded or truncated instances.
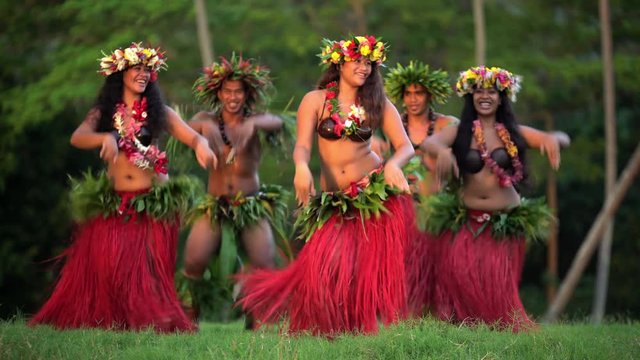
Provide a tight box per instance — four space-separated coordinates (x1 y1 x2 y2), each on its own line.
384 61 452 105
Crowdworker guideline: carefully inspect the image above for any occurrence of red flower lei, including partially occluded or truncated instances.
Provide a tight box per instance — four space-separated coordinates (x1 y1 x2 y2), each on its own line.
113 97 168 174
325 81 366 137
472 119 523 187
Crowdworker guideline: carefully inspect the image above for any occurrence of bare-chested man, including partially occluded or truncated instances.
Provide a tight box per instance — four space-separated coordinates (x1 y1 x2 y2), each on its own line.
385 61 458 196
180 54 287 324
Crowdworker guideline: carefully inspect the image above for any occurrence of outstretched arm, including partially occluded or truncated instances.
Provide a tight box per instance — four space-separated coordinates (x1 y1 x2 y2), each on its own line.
381 98 414 192
70 108 119 163
165 106 217 169
293 91 319 205
519 125 570 170
249 113 283 132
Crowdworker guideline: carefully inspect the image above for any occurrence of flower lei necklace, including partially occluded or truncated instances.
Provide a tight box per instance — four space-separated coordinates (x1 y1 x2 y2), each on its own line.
325 81 367 137
472 119 523 187
113 97 168 174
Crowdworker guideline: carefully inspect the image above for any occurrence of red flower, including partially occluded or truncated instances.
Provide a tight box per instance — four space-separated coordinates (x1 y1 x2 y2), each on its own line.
366 35 377 45
326 90 336 100
344 182 361 198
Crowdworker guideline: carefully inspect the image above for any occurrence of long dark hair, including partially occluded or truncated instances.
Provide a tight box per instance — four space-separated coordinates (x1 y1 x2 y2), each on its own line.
94 71 167 138
316 62 386 130
452 92 529 183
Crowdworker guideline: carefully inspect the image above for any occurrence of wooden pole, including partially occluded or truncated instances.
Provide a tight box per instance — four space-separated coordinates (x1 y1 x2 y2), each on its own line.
544 143 640 323
592 0 617 323
544 112 559 303
194 0 214 67
349 0 368 35
473 0 486 65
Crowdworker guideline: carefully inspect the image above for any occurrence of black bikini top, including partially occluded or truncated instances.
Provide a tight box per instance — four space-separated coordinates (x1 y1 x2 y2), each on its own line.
110 125 152 147
316 99 373 142
464 147 512 174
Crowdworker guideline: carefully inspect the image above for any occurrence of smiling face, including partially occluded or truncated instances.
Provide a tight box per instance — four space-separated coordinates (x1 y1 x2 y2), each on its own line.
218 79 247 115
403 84 431 116
123 64 151 95
340 57 372 87
473 87 501 117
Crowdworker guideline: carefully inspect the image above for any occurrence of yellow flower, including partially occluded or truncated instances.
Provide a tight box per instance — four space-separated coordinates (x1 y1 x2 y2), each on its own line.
355 36 367 44
331 52 341 62
372 48 382 60
342 40 353 52
360 44 371 56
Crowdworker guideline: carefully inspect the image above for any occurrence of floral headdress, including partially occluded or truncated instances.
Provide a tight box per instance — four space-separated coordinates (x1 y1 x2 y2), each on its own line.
193 53 273 112
318 35 387 67
98 42 167 81
455 66 522 102
384 61 452 105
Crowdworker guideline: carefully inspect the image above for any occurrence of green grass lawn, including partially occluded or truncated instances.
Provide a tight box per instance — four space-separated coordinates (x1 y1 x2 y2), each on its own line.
1 317 639 359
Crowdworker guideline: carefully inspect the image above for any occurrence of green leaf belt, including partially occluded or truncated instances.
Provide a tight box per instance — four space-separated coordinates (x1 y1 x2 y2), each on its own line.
418 191 553 243
294 171 404 242
192 184 289 230
69 171 203 223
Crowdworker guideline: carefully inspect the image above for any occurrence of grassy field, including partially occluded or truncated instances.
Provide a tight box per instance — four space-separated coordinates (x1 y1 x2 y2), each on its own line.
1 317 639 359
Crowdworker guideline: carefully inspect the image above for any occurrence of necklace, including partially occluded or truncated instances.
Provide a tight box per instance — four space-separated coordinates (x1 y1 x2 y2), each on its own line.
325 81 366 137
218 117 232 146
112 97 168 174
471 119 523 187
402 108 435 149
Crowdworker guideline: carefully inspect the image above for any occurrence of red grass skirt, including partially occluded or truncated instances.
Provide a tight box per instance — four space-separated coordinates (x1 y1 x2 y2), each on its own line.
437 209 534 331
238 194 414 336
405 228 453 318
29 213 196 333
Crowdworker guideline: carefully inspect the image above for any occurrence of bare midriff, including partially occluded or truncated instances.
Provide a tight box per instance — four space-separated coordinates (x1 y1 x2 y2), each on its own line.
317 136 381 191
208 140 261 196
107 152 158 192
461 167 521 211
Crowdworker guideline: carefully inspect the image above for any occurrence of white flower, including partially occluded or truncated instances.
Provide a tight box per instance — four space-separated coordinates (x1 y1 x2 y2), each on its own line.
348 104 366 120
344 120 353 128
124 48 140 64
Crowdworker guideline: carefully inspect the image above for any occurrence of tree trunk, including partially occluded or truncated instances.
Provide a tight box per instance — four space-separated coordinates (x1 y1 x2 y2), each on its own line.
349 0 368 35
473 0 486 65
592 0 617 324
544 143 640 323
194 0 214 67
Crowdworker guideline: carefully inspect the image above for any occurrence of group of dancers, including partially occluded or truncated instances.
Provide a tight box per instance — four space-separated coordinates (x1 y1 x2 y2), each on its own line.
29 35 569 336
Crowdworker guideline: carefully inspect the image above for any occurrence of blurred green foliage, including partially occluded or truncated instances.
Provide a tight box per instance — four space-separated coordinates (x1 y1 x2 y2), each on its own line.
1 0 638 320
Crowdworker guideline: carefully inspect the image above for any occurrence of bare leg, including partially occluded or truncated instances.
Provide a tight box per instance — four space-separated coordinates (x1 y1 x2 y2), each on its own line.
240 218 275 329
183 215 221 279
241 218 276 270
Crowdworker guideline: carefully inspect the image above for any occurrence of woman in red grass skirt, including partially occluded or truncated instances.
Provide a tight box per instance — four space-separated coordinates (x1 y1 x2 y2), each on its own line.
420 66 570 331
237 35 415 336
29 42 216 333
381 60 460 317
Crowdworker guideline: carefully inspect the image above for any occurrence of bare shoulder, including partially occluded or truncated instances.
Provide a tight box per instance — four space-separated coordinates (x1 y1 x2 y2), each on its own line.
190 110 216 122
79 106 102 128
301 89 326 105
436 114 460 127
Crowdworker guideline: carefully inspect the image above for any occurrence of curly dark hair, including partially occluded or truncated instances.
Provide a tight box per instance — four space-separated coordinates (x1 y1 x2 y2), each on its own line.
316 62 386 130
93 71 167 138
452 92 529 183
